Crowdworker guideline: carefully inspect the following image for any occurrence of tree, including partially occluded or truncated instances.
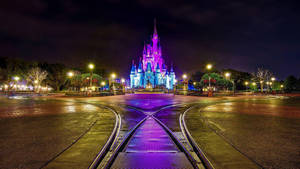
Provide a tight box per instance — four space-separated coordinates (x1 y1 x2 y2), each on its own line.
41 63 67 91
284 76 298 92
200 73 232 90
0 57 29 86
26 67 48 92
81 73 103 87
252 68 273 92
222 69 252 90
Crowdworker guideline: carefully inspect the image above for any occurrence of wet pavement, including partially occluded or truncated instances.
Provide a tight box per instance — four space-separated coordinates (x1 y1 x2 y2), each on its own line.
0 94 300 169
0 99 116 169
185 97 300 169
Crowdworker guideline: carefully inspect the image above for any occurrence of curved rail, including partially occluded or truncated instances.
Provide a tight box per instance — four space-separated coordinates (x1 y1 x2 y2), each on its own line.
88 106 122 169
180 105 215 169
104 116 148 168
152 116 200 168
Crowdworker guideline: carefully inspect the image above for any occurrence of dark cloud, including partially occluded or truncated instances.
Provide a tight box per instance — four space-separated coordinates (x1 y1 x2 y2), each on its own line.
0 0 299 79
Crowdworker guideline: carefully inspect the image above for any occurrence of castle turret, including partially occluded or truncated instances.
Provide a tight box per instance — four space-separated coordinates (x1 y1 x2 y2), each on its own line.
146 62 152 73
138 58 143 72
169 64 176 90
155 63 162 86
130 60 136 88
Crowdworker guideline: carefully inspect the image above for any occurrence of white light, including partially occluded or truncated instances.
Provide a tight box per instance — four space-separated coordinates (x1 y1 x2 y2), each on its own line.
88 64 94 69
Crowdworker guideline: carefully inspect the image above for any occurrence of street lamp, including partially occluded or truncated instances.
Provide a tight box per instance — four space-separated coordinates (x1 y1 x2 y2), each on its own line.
111 73 116 93
225 72 231 78
224 72 235 94
14 76 20 82
206 64 212 70
121 78 125 83
88 63 94 70
182 74 187 88
67 71 74 91
271 77 276 81
121 78 126 93
101 81 106 92
88 63 95 88
67 71 74 77
206 64 213 89
111 73 116 79
13 76 20 91
245 81 249 91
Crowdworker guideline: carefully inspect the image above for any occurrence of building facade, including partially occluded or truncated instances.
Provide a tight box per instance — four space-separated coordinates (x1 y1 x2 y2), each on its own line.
130 21 176 89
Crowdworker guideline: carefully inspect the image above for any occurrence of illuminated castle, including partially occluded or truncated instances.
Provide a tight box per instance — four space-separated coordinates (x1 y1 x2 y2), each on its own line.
130 21 176 89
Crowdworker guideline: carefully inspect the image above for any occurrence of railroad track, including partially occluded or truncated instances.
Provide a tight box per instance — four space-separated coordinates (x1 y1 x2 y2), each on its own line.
89 104 214 169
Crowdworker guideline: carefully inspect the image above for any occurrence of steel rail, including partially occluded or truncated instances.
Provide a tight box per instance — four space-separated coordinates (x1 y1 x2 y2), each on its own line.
152 115 200 169
103 105 203 169
180 105 215 169
103 116 148 169
88 106 121 169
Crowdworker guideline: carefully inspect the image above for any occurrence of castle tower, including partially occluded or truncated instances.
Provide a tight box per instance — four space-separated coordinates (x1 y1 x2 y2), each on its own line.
130 60 136 88
129 20 175 89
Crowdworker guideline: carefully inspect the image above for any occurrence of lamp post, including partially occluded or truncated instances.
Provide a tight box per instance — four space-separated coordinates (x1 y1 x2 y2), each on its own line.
206 64 213 89
252 82 257 92
14 76 20 91
182 74 187 95
260 80 264 92
67 71 74 91
271 77 275 91
280 84 284 93
111 73 116 94
224 72 234 94
266 81 270 92
88 63 94 88
182 74 187 89
245 81 249 91
121 78 125 94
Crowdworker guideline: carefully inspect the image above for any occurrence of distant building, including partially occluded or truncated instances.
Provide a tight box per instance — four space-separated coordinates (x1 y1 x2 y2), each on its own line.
130 21 176 89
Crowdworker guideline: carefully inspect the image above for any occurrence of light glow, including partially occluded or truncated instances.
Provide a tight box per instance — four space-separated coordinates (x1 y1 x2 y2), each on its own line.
225 72 231 78
67 71 74 77
88 63 95 70
14 76 20 81
206 64 212 70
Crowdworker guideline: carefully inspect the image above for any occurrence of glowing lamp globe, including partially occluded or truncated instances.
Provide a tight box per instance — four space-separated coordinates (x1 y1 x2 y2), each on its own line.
88 63 95 70
225 72 231 78
206 64 212 70
67 72 74 77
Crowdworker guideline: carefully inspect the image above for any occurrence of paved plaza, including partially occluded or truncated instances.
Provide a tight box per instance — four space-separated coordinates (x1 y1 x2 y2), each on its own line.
0 94 299 169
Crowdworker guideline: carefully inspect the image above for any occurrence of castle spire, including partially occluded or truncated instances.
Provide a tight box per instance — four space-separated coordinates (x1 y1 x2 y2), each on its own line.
154 18 157 35
131 60 136 73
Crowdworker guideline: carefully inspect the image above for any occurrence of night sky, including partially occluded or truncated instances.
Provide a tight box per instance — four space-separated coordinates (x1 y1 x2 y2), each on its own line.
1 0 300 79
